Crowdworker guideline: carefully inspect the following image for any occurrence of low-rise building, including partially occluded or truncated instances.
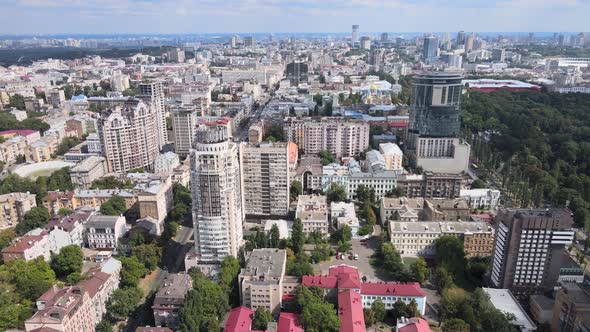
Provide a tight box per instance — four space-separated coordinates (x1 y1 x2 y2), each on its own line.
2 232 51 262
239 249 287 315
295 195 329 235
482 288 537 331
42 191 76 215
379 143 403 171
389 221 494 258
530 295 554 326
460 188 501 210
0 192 37 229
154 152 181 175
331 202 360 238
380 197 470 222
85 215 127 250
396 318 432 332
152 273 193 329
136 176 173 223
44 208 93 251
551 283 590 332
69 156 107 189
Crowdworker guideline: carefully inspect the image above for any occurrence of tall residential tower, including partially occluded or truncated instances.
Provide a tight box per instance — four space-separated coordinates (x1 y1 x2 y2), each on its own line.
138 81 168 148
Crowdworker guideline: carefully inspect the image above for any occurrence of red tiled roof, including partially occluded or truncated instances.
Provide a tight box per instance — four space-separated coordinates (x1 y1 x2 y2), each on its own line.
0 129 39 136
301 275 338 289
77 269 110 297
277 312 303 332
360 282 426 297
2 233 47 253
224 306 264 332
329 265 361 290
338 290 366 332
43 191 75 201
398 318 432 332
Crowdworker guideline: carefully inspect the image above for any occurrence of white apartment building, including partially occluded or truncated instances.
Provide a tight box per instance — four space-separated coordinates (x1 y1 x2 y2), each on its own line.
295 195 329 235
240 142 292 217
138 81 168 148
283 117 370 159
98 100 160 173
85 215 127 250
460 188 501 210
331 202 359 238
188 124 244 275
171 106 198 158
69 156 107 189
348 171 398 200
154 152 181 175
379 142 403 171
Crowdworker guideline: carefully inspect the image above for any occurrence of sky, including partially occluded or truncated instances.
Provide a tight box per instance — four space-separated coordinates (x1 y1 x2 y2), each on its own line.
1 0 589 35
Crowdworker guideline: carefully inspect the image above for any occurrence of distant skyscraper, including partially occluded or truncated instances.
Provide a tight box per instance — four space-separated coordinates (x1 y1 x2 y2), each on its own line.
360 36 371 50
409 72 470 173
230 35 238 48
492 48 506 62
422 35 438 62
189 124 244 275
456 31 466 46
381 32 389 42
352 25 360 45
138 81 167 149
490 208 574 302
465 34 474 52
98 99 159 173
244 36 255 47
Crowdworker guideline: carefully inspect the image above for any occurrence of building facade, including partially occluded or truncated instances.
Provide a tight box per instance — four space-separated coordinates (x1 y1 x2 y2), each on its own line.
240 142 291 217
171 106 198 158
239 249 287 315
295 195 329 235
152 273 192 329
0 192 37 229
138 81 168 148
489 208 575 301
85 215 127 250
188 124 244 275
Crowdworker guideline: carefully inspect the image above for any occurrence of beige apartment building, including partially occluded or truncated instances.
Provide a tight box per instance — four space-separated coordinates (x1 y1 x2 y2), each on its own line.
239 142 293 217
239 249 287 315
389 221 494 258
0 192 37 229
295 194 329 235
69 156 108 189
98 99 160 173
283 117 370 158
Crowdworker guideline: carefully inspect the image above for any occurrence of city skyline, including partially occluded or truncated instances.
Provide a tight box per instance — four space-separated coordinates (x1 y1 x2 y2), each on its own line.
1 0 589 35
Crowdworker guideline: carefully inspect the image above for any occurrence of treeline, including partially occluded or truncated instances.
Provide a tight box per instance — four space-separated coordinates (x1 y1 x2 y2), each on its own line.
463 90 590 230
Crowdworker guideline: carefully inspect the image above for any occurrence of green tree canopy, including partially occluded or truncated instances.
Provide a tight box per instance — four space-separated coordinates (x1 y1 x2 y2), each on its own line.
434 235 465 278
131 243 161 271
326 183 347 203
100 195 127 216
291 218 305 254
106 286 143 320
119 256 147 287
50 245 83 278
16 206 50 235
252 307 273 330
3 257 56 300
290 180 303 201
410 257 429 284
319 150 335 166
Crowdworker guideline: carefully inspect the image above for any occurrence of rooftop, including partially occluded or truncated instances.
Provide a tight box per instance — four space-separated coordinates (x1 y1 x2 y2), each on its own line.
360 282 426 297
379 142 403 156
241 249 286 279
153 273 192 308
338 290 366 332
482 288 537 331
390 221 493 235
86 215 124 228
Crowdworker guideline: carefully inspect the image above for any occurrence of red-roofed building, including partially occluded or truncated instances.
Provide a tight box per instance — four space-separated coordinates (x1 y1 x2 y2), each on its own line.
360 282 426 315
301 275 338 289
0 129 41 144
338 290 366 332
396 317 432 332
277 313 304 332
329 265 361 290
224 307 263 332
2 233 51 262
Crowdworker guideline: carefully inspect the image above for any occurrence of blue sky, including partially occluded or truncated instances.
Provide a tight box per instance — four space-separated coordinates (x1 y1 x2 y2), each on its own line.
1 0 589 35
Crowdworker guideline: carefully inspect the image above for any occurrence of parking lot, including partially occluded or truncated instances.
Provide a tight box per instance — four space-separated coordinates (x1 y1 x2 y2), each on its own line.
312 237 385 282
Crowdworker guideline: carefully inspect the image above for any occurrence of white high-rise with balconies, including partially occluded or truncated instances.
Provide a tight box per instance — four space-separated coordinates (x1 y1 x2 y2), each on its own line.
187 124 244 275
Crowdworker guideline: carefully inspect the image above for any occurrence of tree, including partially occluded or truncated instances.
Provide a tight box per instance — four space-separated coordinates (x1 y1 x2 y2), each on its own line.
326 183 347 202
377 242 407 280
440 287 470 321
290 180 303 201
392 299 420 320
319 150 335 166
301 301 340 332
95 320 113 332
434 235 465 278
410 257 429 284
471 179 488 189
218 256 241 306
90 176 134 190
131 243 161 271
56 137 80 155
47 167 73 191
252 307 273 330
100 195 127 215
65 272 85 284
443 318 470 332
364 308 376 327
16 206 50 235
50 245 83 278
269 224 281 248
371 298 386 322
291 218 305 254
57 208 72 216
333 225 353 244
286 253 313 277
433 267 455 291
119 256 147 287
179 271 230 332
0 228 16 251
4 257 56 300
106 286 143 320
9 94 25 110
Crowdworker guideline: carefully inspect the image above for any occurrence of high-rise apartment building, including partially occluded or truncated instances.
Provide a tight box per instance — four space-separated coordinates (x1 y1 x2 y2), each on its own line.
239 142 293 217
360 36 371 50
138 81 168 148
381 32 389 42
188 124 244 275
352 25 360 45
492 48 506 62
408 72 470 173
244 36 255 47
283 117 370 159
465 34 475 52
456 30 466 46
422 35 439 62
230 35 238 48
98 100 160 173
490 208 574 301
171 106 198 158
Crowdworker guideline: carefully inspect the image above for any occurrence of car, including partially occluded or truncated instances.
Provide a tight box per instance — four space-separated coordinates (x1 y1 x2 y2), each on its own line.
354 254 359 260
